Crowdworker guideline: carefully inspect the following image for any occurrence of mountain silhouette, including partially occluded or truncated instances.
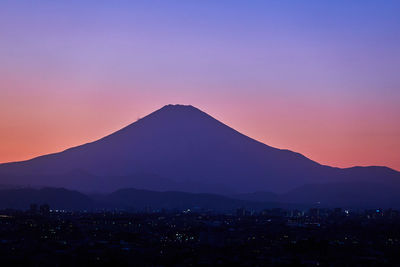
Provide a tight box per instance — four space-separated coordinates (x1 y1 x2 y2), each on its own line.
0 104 399 196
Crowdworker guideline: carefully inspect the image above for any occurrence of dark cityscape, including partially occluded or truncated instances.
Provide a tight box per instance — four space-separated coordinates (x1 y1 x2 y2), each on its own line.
1 205 400 266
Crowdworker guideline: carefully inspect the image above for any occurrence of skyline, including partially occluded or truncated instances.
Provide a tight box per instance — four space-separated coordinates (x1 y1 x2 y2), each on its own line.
1 1 399 171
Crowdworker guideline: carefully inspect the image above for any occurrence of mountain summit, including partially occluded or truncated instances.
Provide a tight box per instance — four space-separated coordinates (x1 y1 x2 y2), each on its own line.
0 104 399 195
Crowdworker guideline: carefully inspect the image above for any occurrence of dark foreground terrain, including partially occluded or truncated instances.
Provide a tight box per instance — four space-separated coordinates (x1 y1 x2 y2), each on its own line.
1 206 400 266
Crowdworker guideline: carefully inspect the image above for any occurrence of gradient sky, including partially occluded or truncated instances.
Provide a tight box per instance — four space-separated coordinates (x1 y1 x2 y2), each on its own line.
0 0 399 170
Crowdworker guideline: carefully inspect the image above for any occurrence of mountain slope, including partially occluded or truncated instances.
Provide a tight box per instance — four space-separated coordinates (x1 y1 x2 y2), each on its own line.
0 104 398 194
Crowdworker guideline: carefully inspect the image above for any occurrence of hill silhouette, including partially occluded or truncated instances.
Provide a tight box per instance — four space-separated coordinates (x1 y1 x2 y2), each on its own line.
0 185 399 210
0 187 300 211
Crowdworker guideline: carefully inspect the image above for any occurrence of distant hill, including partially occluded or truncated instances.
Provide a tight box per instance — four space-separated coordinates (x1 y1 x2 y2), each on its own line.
0 187 300 211
0 185 398 211
0 104 399 207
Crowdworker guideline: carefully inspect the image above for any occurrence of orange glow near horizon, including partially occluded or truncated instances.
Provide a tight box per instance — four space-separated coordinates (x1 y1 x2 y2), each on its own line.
1 84 399 171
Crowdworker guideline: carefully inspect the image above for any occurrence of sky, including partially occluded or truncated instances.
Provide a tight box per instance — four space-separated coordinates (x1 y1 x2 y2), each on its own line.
0 0 399 171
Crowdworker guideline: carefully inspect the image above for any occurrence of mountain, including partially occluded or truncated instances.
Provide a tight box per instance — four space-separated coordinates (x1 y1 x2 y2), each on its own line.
0 104 399 198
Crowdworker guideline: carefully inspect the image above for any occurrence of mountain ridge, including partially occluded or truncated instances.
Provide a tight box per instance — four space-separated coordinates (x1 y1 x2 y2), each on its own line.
0 104 398 195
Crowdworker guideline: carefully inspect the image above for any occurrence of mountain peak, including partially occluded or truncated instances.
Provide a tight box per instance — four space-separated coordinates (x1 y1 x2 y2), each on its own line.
162 104 195 109
141 104 211 124
158 104 202 114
